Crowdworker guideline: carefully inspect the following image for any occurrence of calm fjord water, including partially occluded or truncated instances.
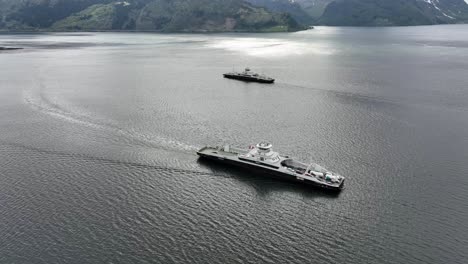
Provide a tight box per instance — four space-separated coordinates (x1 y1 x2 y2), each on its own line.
1 26 468 263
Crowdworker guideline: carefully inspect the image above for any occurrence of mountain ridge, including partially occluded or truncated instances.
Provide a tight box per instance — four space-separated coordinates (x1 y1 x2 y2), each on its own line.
245 0 468 26
1 0 468 31
0 0 304 32
245 0 315 24
318 0 468 26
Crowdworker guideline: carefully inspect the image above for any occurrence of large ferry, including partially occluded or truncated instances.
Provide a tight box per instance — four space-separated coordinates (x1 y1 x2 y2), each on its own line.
197 142 345 191
223 68 275 83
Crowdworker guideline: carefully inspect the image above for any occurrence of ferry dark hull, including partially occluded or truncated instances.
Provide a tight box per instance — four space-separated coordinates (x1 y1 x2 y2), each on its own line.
197 152 343 192
223 74 274 83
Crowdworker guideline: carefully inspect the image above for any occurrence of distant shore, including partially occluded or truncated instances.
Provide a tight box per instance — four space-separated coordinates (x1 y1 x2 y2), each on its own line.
0 47 23 51
0 27 306 34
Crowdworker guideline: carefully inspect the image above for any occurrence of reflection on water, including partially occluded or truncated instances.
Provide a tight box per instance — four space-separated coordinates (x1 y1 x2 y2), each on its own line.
196 158 342 199
206 37 337 57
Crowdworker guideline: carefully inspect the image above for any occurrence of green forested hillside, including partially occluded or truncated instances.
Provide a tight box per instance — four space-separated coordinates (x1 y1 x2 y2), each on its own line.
0 0 304 32
246 0 315 24
318 0 468 26
247 0 468 26
1 0 468 30
295 0 334 19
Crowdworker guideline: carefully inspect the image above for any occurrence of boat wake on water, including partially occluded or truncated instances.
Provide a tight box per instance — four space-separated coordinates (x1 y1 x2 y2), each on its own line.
22 79 198 154
0 139 236 180
4 139 333 194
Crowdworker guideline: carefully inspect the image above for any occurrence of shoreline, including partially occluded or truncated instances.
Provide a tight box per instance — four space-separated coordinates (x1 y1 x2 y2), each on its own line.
0 47 23 50
1 23 467 35
0 27 306 34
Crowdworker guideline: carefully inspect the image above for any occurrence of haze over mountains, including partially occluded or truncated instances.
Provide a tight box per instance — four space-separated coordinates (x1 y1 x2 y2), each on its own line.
0 0 467 32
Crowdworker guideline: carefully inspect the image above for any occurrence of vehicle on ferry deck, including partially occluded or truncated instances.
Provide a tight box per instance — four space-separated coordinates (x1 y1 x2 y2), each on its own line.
197 142 345 191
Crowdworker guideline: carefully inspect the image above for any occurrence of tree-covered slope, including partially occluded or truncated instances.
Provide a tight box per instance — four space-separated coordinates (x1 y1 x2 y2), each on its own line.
0 0 304 32
243 0 468 26
318 0 468 26
295 0 334 19
133 0 303 32
2 0 468 30
0 0 114 29
246 0 315 24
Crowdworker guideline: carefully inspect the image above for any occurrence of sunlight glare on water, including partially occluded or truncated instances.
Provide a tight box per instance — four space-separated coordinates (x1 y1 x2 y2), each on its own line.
206 36 337 57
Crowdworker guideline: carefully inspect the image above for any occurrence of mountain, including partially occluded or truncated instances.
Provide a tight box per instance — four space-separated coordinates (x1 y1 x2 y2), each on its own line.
295 0 334 19
245 0 314 24
2 0 468 30
318 0 468 26
246 0 468 26
0 0 304 32
0 0 112 29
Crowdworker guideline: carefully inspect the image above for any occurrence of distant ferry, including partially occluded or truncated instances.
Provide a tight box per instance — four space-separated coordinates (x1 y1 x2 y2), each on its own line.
223 68 275 83
197 142 345 191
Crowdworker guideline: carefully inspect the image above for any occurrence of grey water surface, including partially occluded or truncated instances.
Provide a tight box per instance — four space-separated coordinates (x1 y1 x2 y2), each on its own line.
1 25 468 263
